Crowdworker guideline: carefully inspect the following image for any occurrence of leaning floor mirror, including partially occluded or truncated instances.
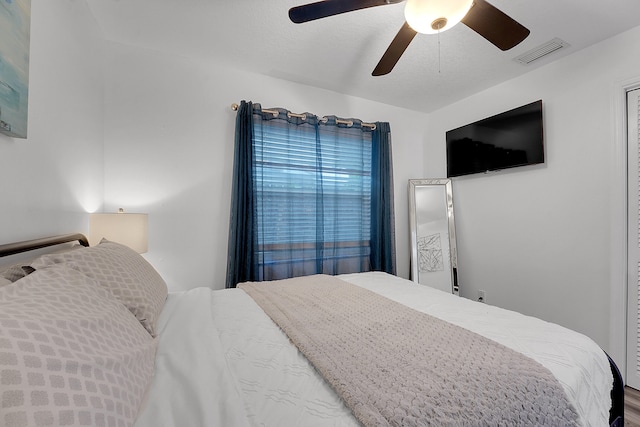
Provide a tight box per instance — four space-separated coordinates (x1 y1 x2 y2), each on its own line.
408 179 459 295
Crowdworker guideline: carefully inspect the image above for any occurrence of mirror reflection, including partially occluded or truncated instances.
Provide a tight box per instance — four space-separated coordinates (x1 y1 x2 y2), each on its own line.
408 179 459 294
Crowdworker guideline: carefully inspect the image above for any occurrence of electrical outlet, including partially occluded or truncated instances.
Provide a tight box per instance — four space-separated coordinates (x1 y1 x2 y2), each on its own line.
478 290 486 303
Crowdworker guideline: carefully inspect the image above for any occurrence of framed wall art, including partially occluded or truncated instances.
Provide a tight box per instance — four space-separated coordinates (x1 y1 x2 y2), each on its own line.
0 0 31 138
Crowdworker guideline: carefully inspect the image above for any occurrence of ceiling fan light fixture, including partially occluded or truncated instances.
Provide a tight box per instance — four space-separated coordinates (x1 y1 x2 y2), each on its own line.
404 0 473 34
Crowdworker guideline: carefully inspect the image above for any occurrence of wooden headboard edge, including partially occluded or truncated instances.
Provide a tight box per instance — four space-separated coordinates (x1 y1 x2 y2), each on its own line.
0 233 89 258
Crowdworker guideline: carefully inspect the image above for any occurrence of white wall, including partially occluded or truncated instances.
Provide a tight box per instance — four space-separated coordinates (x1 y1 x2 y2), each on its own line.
425 25 640 357
0 0 104 245
102 42 426 291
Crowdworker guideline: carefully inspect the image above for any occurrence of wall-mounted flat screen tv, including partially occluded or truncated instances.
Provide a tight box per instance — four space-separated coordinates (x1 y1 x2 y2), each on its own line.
446 100 544 178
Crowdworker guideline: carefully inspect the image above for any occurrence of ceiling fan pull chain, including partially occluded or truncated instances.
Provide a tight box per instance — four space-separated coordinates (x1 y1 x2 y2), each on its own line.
437 28 441 74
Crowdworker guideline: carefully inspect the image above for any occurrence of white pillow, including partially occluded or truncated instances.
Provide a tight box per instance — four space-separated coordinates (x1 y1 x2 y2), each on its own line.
31 240 168 337
1 265 34 283
0 264 158 427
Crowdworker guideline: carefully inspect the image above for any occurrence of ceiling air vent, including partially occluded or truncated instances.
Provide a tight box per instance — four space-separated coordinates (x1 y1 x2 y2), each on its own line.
514 38 570 65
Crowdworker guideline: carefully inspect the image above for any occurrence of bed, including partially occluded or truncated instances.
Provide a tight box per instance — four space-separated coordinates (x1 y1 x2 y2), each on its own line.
0 234 624 426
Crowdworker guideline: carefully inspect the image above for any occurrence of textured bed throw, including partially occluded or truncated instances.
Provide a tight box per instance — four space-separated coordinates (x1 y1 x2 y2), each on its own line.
239 275 580 427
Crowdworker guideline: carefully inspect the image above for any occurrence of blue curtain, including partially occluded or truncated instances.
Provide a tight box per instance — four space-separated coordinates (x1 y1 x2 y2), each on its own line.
226 102 395 288
370 122 396 275
225 101 258 288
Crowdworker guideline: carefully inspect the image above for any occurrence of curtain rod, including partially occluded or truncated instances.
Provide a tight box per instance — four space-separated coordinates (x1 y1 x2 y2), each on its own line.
231 103 376 130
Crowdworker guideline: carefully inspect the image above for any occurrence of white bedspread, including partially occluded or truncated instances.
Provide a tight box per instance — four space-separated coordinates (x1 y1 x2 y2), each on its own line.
133 287 252 427
134 272 612 427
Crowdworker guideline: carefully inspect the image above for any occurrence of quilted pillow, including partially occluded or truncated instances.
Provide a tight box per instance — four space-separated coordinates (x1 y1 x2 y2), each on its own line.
31 240 168 337
1 265 35 283
0 264 158 427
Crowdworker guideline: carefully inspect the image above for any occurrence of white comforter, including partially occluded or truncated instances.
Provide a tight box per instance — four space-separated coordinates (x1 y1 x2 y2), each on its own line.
134 272 612 427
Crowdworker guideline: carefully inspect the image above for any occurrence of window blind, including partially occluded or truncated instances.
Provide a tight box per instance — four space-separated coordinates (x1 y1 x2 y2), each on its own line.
254 120 372 248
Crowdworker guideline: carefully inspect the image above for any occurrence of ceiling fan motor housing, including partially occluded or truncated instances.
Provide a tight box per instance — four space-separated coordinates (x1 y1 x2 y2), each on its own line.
431 17 448 31
404 0 474 34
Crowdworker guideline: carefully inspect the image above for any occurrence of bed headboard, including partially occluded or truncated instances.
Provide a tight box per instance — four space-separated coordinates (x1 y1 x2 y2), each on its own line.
0 233 89 258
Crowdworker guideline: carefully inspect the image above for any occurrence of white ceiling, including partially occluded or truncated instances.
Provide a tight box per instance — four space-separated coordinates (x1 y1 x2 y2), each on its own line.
85 0 640 113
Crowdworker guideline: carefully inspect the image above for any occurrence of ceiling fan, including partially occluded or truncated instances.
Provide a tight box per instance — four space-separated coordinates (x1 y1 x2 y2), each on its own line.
288 0 530 76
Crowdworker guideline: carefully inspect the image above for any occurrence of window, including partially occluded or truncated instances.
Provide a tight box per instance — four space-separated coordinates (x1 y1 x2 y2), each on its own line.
226 101 395 288
254 118 372 279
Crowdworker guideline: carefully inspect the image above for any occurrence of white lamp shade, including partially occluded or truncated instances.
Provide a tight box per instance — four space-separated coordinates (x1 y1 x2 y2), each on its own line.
404 0 473 34
89 213 148 253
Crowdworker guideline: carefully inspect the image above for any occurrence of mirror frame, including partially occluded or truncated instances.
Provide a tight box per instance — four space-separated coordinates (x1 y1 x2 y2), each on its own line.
408 179 459 295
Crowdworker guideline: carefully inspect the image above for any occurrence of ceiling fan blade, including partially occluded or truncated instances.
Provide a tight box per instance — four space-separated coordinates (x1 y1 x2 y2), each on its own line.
372 22 417 76
461 0 530 51
289 0 403 24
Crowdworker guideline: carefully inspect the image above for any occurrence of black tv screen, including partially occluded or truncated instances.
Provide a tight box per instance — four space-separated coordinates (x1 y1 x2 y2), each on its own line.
446 100 544 177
